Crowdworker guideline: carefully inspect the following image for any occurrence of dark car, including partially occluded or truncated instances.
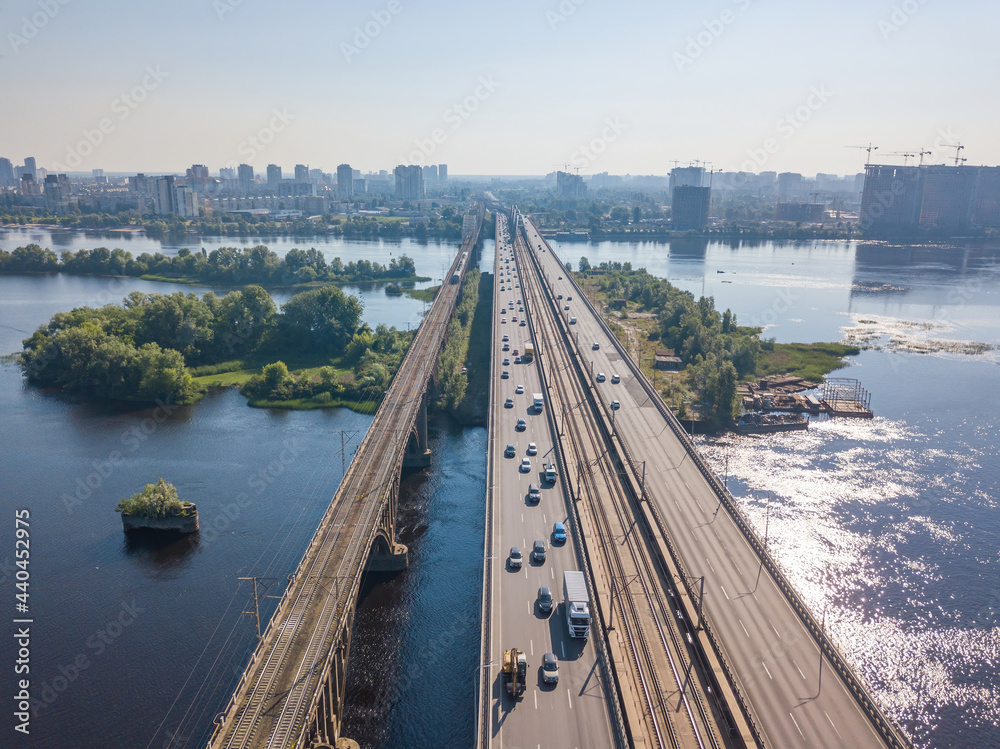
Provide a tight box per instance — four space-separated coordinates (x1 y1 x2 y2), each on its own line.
532 539 546 563
537 586 553 614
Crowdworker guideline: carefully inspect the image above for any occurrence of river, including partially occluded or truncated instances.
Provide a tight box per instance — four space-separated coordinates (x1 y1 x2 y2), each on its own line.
0 229 996 748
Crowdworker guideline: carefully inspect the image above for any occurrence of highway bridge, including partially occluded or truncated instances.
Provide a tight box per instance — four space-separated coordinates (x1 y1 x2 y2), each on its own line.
205 208 483 749
476 206 910 749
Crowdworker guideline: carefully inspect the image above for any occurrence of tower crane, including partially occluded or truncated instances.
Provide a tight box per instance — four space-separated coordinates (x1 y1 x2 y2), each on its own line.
951 143 966 166
888 151 916 166
918 148 932 165
846 143 879 164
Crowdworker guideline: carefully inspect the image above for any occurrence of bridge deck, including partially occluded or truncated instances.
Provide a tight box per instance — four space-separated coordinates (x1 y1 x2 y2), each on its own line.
207 210 483 749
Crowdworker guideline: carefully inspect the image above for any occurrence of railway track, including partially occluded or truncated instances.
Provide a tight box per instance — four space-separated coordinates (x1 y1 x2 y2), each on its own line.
512 215 722 749
208 210 483 748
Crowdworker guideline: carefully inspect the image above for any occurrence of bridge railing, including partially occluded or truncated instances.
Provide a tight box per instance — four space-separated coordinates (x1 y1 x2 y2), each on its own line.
538 229 911 749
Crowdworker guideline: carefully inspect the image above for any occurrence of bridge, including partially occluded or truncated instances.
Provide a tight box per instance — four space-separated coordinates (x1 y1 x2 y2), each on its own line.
476 206 911 749
205 207 483 749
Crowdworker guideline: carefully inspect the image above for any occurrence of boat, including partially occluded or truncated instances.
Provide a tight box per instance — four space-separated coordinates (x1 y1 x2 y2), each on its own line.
734 412 808 435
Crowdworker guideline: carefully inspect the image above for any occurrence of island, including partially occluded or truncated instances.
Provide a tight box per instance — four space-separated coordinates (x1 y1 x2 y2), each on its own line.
116 478 199 533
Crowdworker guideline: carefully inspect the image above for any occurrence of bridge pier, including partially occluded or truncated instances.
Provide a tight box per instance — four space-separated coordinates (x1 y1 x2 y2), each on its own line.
402 391 432 468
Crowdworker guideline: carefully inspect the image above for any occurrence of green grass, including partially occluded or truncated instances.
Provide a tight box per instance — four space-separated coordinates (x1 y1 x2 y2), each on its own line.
757 342 861 382
406 287 438 302
247 396 380 413
189 357 353 388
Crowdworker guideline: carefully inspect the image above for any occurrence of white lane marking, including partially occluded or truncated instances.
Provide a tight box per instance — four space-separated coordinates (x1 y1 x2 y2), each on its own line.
534 691 538 710
530 639 534 656
706 557 716 574
521 513 524 523
567 690 573 709
769 619 781 639
561 641 566 658
789 712 804 738
762 662 772 680
825 712 842 739
543 513 547 523
550 568 554 580
793 659 805 680
720 585 730 601
730 556 742 576
739 619 750 638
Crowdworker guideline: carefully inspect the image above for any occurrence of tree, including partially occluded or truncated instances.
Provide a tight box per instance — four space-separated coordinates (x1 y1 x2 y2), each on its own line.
610 206 630 223
115 478 184 519
633 206 642 223
578 256 591 272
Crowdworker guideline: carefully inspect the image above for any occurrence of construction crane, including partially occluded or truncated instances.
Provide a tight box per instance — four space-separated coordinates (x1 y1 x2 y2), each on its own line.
951 143 967 166
847 143 879 164
888 151 916 166
918 148 932 166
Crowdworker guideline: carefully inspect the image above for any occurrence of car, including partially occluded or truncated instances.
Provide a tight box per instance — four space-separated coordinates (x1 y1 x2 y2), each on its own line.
515 418 526 431
502 343 510 351
515 283 520 288
557 294 563 300
512 316 518 322
526 441 537 455
569 317 577 324
611 400 620 410
564 305 570 311
515 384 524 394
513 349 519 356
567 295 573 301
504 397 514 408
504 443 516 457
527 482 541 502
541 652 559 685
509 547 522 569
514 355 522 364
611 374 621 383
519 320 526 327
520 458 531 472
558 275 563 280
518 306 524 312
596 372 606 382
500 285 505 291
552 522 567 544
501 317 507 324
501 370 509 379
502 334 509 342
592 342 600 350
532 539 546 563
538 586 553 614
503 357 510 366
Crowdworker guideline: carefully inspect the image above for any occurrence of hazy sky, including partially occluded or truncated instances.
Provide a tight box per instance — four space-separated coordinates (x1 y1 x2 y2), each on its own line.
2 0 997 177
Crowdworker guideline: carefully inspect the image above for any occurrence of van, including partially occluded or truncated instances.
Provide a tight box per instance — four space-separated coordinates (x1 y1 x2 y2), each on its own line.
544 463 557 483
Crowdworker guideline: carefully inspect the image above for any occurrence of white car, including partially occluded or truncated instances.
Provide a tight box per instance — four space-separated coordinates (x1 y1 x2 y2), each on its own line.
611 400 620 410
592 342 600 350
502 334 509 342
527 442 537 455
596 372 606 383
520 458 532 473
611 374 621 384
515 385 524 394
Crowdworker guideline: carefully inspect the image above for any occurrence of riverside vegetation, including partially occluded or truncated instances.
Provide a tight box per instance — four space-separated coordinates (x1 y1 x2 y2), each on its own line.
115 478 190 519
574 261 859 425
0 243 427 287
19 283 413 411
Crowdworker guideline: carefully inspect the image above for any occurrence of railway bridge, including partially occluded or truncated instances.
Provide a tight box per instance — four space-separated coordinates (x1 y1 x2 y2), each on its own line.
205 207 483 749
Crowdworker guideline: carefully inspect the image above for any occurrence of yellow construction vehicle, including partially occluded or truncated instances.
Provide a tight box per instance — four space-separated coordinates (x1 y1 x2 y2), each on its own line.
502 647 527 698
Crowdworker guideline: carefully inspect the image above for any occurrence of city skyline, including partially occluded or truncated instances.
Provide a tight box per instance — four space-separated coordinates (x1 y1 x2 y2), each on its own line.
2 0 997 177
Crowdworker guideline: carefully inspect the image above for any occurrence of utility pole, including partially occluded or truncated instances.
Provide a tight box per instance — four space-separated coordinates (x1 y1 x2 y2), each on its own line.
240 577 262 641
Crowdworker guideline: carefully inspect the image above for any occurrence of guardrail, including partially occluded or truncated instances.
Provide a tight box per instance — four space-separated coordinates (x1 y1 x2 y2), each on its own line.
540 231 911 749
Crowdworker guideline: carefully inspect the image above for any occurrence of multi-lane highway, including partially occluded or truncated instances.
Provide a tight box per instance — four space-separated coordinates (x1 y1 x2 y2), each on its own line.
480 214 620 749
518 214 906 749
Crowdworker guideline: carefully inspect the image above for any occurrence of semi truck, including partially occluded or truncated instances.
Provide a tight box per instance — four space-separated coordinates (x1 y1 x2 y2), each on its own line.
533 392 544 412
563 571 591 639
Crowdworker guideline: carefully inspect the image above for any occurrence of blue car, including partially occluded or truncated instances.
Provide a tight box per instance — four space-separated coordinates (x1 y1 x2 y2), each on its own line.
552 522 566 544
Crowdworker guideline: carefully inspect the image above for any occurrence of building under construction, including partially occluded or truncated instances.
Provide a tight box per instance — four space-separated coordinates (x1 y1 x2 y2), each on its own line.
860 163 1000 235
821 378 873 418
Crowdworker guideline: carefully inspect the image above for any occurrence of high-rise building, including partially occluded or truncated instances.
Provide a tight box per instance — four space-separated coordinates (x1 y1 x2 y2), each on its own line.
671 186 711 230
919 165 977 232
337 163 354 199
294 164 310 183
423 164 438 182
0 158 14 187
23 157 37 181
394 165 425 200
267 164 282 187
972 167 1000 228
556 171 586 199
154 176 176 214
859 165 925 234
219 167 236 181
438 164 448 181
777 172 804 200
236 164 254 194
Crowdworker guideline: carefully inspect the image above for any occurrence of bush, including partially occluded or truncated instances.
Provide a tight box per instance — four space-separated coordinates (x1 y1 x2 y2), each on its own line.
115 478 186 519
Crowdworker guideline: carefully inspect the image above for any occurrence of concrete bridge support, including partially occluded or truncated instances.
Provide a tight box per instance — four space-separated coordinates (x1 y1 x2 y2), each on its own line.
364 483 409 573
402 390 432 468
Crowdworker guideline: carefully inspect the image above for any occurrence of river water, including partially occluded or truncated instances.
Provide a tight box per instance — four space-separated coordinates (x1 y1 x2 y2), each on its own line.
0 229 997 748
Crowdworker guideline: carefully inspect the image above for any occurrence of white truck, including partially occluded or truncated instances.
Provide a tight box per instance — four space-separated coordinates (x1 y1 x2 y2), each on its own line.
533 392 544 412
563 571 591 639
